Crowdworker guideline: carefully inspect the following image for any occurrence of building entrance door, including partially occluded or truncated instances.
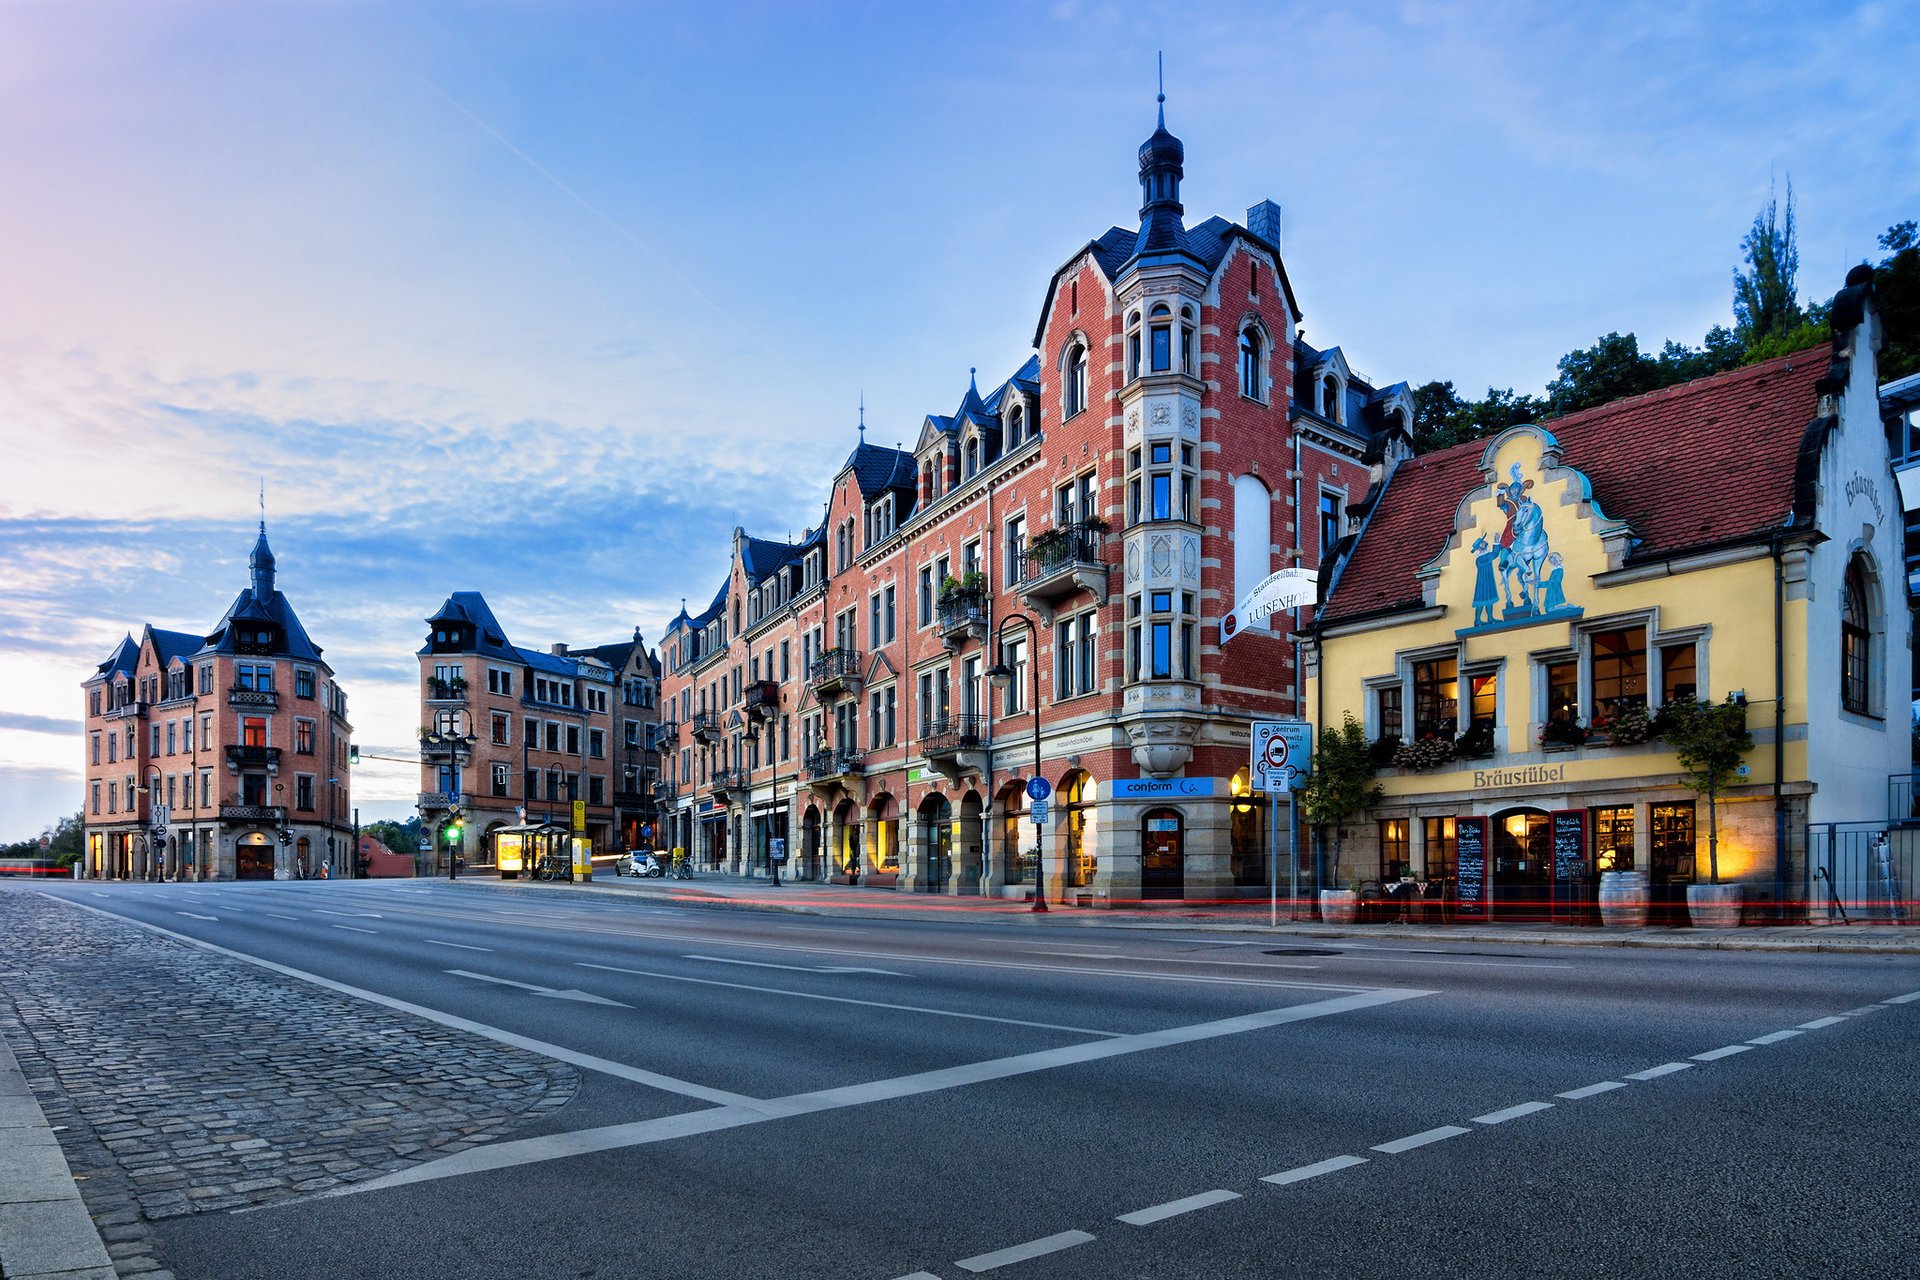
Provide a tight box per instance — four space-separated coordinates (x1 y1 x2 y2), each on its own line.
1491 808 1552 919
236 834 274 880
1141 808 1185 900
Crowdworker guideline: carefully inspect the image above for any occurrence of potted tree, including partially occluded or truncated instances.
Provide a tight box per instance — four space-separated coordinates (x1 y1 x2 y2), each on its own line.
1299 714 1385 925
1665 696 1755 927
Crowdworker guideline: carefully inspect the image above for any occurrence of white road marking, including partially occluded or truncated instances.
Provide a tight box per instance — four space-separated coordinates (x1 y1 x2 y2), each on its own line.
892 1273 943 1280
1471 1101 1554 1125
314 909 382 919
331 925 377 935
1371 1125 1471 1154
46 897 752 1106
1625 1062 1692 1081
580 963 1124 1036
1839 1005 1884 1017
266 914 298 921
445 970 629 1007
1797 1016 1847 1030
684 955 904 976
1117 1189 1241 1225
955 1230 1096 1273
1261 1154 1368 1185
1749 1029 1803 1045
1884 990 1920 1004
1557 1081 1627 1100
1692 1045 1754 1062
331 987 1434 1197
1030 950 1128 959
176 912 218 921
423 939 493 952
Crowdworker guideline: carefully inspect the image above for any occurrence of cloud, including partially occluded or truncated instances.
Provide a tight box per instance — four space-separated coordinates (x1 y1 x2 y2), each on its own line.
0 711 82 736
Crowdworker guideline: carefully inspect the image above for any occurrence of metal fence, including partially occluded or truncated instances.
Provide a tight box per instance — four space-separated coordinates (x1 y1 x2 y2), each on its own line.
1803 822 1914 923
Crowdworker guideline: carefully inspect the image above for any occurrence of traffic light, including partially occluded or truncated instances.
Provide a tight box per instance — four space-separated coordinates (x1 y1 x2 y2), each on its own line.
151 831 168 851
279 828 294 846
444 821 463 845
348 744 359 765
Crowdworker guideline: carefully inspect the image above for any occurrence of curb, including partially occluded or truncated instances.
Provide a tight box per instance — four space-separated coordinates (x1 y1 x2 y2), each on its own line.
0 1035 116 1280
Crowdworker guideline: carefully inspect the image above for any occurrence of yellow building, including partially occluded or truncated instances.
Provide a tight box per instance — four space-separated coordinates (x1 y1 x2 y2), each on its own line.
1307 268 1902 923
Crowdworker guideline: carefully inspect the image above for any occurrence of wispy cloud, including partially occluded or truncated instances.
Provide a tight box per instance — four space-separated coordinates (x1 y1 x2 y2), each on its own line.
0 711 81 736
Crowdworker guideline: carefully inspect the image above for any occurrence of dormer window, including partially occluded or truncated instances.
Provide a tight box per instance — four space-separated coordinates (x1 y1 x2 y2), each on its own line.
1321 374 1343 423
1064 342 1088 419
963 437 979 479
1007 402 1025 450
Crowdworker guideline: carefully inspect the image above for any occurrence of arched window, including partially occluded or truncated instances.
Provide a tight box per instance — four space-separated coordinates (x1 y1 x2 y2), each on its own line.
1322 375 1343 423
1064 343 1088 418
1180 306 1197 376
964 438 979 479
1239 326 1265 401
1149 304 1172 374
1007 403 1025 450
1841 556 1872 714
1125 311 1142 383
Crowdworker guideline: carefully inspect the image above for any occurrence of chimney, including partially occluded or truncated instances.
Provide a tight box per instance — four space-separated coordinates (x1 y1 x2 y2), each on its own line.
551 643 568 657
1247 200 1282 247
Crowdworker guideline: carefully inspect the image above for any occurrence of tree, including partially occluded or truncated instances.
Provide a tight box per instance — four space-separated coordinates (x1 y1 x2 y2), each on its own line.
1298 713 1386 888
1547 332 1662 414
363 818 422 857
1733 179 1805 345
1662 697 1755 885
1875 220 1920 382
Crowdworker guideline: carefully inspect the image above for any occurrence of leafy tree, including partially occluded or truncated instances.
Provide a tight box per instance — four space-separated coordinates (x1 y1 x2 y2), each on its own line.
1663 697 1755 885
0 812 84 866
364 818 422 857
1733 179 1805 344
1655 326 1745 383
1299 713 1385 888
1875 220 1920 381
1410 381 1542 452
1547 332 1663 413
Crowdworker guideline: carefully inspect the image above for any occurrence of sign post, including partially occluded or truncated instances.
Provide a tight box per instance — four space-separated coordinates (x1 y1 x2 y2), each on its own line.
1251 721 1313 927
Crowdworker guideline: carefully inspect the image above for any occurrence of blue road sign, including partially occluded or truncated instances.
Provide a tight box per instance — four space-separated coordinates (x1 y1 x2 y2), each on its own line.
1026 777 1052 801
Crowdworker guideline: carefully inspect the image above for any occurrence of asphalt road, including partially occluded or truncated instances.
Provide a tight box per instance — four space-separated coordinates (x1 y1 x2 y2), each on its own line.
15 878 1920 1279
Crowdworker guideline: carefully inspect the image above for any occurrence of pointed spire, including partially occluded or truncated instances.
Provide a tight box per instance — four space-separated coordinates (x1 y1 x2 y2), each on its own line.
858 391 866 442
1157 50 1165 129
1136 54 1186 254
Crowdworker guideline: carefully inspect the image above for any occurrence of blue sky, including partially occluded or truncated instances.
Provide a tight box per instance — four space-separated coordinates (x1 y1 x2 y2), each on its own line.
1 1 1915 837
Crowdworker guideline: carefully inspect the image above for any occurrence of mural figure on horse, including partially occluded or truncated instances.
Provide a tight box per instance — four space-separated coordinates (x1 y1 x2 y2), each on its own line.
1495 463 1549 614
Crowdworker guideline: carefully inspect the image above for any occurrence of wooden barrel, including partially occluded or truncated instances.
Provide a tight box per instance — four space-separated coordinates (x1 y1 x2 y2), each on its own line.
1598 870 1650 929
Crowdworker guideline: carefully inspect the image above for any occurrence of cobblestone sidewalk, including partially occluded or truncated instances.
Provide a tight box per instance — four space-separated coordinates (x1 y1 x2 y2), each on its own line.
0 892 578 1278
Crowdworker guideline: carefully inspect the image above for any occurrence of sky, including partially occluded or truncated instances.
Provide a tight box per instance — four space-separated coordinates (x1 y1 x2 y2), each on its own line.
1 0 1915 838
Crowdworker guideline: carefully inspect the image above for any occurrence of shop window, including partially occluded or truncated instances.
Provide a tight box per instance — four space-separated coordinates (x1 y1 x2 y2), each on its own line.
1379 818 1410 881
1592 627 1648 719
1422 816 1456 883
1062 772 1095 888
1593 806 1634 873
1412 657 1459 741
1650 802 1696 885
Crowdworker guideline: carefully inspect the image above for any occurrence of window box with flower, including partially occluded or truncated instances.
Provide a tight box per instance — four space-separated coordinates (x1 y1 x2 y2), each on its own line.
1392 734 1456 772
1540 717 1589 751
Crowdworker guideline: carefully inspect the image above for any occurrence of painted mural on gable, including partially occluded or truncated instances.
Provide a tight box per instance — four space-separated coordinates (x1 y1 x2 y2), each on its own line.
1432 430 1620 639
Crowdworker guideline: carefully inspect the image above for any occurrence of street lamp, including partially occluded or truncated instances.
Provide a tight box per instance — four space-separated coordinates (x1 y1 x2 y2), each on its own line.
987 613 1046 913
424 709 477 879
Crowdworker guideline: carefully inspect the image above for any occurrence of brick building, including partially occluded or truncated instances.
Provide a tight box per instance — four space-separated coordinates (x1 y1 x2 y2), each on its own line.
416 594 662 873
80 525 354 880
658 103 1407 902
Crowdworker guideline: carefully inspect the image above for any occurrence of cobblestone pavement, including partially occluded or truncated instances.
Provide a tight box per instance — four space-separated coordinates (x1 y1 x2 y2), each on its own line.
0 891 578 1279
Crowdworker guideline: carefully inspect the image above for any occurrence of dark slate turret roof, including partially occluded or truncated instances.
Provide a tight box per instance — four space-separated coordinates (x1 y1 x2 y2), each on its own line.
422 592 517 660
844 442 917 497
92 634 140 680
148 626 204 668
205 583 323 662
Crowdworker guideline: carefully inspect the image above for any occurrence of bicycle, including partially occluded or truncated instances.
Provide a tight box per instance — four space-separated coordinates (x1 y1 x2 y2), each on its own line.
534 853 570 883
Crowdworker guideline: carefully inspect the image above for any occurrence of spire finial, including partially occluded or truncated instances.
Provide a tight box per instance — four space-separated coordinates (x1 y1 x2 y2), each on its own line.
1157 51 1165 127
258 477 266 534
858 391 866 441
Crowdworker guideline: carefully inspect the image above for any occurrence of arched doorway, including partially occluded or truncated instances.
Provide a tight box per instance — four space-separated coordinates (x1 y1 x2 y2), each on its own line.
1141 807 1185 899
1491 807 1552 920
865 792 900 887
918 793 952 892
802 805 822 881
1060 771 1095 889
295 836 312 879
834 800 861 883
996 782 1030 891
957 790 985 894
236 833 274 880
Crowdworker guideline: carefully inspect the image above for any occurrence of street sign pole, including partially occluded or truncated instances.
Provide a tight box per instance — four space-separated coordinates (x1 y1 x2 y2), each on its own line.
1287 788 1299 924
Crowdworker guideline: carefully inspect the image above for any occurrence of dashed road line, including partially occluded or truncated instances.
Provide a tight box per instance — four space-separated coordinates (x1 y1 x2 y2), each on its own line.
266 913 298 921
1471 1101 1554 1125
424 939 494 952
332 925 378 934
1625 1062 1693 1081
1557 1081 1627 1100
1117 1189 1241 1226
954 1230 1095 1273
1261 1154 1368 1185
176 912 217 921
1371 1124 1471 1154
1839 1004 1885 1017
1749 1029 1803 1045
1692 1045 1754 1062
1797 1016 1847 1030
1884 990 1920 1004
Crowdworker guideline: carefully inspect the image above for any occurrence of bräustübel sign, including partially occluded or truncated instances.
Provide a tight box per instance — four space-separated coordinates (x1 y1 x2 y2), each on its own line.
1221 568 1317 642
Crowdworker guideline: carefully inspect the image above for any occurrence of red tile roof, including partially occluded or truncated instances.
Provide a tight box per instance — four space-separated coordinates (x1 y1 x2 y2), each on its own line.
1321 348 1829 624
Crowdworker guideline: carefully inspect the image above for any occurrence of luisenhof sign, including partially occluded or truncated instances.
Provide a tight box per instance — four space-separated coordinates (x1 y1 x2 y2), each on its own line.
1471 765 1567 788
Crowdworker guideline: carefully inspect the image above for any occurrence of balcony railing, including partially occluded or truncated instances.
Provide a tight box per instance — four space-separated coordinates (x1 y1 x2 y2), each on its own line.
219 804 285 825
710 768 748 797
1019 522 1108 614
690 710 722 743
804 748 865 783
103 701 147 720
425 679 468 703
1890 773 1920 824
937 588 989 648
224 744 281 770
808 647 864 699
921 713 987 760
744 680 781 719
227 686 279 710
417 791 455 810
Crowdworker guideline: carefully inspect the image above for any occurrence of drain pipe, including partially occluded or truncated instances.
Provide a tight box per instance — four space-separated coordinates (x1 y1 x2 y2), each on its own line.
1771 529 1788 919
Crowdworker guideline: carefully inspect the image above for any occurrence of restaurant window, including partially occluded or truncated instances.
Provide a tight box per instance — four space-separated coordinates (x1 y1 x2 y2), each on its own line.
1422 816 1456 883
1379 818 1411 881
1546 659 1579 724
1593 805 1634 873
1375 684 1403 743
1650 802 1696 885
1660 643 1698 705
1412 657 1458 740
1591 627 1648 718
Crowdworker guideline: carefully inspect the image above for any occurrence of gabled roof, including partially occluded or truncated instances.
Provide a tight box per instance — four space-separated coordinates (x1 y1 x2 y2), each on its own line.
92 633 140 680
843 442 917 497
146 626 204 669
1320 349 1830 625
422 591 517 660
205 586 324 662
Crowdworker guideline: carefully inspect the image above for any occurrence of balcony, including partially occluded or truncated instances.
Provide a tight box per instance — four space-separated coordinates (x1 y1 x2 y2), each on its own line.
803 748 865 787
690 710 722 744
808 647 864 700
417 791 454 811
219 804 285 825
103 700 147 721
921 713 986 759
937 587 989 650
425 677 469 704
227 686 279 710
653 781 679 805
1019 522 1109 623
744 680 781 720
224 744 281 772
710 768 748 800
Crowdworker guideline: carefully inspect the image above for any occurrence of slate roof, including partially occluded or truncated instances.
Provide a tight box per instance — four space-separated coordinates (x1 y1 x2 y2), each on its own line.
92 634 140 680
1320 349 1829 625
423 592 517 661
205 586 324 662
844 442 917 497
149 627 204 668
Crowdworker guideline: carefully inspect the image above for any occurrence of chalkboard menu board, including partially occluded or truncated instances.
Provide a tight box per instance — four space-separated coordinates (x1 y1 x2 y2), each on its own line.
1551 809 1587 920
1455 816 1488 920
